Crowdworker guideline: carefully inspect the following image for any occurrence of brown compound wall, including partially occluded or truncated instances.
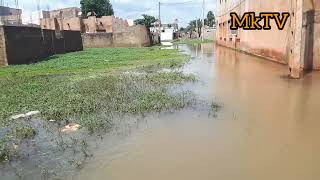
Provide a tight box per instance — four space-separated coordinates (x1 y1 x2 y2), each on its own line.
82 25 151 48
113 25 151 47
82 33 114 48
0 26 8 66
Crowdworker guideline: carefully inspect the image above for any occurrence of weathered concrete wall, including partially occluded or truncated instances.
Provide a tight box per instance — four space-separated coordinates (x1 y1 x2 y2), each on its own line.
0 6 21 16
41 17 82 31
0 26 7 66
82 16 129 33
0 6 22 26
312 11 320 69
203 28 216 41
0 15 22 25
216 0 320 78
303 1 320 70
0 26 83 65
42 7 81 19
217 0 292 64
113 25 150 47
82 33 114 48
63 30 84 52
42 14 129 34
4 26 45 64
82 25 151 48
96 16 113 32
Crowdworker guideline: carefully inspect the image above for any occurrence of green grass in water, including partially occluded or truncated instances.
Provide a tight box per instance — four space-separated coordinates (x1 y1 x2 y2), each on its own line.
0 47 195 161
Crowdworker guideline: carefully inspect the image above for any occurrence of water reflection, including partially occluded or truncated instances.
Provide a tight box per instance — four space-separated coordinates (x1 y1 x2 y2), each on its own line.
74 44 320 180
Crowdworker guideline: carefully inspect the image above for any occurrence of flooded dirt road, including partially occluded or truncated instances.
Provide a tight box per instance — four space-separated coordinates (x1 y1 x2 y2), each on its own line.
72 44 320 180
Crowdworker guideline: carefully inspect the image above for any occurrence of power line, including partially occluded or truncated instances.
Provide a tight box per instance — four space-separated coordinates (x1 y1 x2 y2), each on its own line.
160 1 193 6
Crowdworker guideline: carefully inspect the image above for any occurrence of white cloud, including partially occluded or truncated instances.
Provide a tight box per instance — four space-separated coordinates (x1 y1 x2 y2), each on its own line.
6 0 216 26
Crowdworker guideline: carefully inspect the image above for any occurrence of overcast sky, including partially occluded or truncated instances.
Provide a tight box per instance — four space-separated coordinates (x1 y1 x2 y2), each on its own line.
3 0 216 27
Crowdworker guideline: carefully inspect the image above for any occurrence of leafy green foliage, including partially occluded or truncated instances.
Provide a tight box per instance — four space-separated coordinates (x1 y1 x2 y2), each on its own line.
134 14 157 28
80 0 114 17
206 11 216 27
181 11 216 37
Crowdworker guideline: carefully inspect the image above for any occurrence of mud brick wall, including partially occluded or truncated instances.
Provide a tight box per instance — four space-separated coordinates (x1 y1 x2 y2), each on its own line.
113 25 150 47
0 26 83 66
0 26 8 66
82 33 113 48
82 25 151 48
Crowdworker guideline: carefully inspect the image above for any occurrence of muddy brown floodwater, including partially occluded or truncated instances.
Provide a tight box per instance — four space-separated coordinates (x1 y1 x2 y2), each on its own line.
71 44 320 180
73 44 320 180
3 43 317 180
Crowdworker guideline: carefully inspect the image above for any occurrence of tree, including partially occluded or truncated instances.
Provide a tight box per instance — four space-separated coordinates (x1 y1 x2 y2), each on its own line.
134 14 157 28
179 27 186 32
185 25 194 38
189 19 203 38
206 11 215 27
80 0 114 18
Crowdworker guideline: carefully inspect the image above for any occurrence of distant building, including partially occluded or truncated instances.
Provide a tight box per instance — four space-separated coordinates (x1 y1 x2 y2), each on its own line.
40 7 82 31
0 6 22 26
40 7 129 33
42 7 81 19
160 22 179 41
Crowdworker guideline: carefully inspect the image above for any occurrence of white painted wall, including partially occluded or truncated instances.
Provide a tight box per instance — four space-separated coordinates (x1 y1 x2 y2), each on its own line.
161 28 174 41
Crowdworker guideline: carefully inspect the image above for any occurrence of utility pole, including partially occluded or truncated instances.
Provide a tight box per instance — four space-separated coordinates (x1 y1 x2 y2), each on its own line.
15 0 18 8
196 17 198 37
36 0 41 22
201 0 205 42
158 2 161 41
36 0 44 39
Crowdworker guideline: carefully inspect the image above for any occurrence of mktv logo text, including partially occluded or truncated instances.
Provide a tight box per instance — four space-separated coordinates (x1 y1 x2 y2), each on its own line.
230 12 290 30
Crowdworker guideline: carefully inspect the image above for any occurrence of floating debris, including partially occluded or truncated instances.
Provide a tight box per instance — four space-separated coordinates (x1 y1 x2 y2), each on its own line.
25 111 41 117
61 123 81 133
10 114 27 120
10 111 41 120
12 144 19 150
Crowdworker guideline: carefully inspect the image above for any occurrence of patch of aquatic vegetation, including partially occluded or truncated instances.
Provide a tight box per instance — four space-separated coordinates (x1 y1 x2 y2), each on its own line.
0 47 221 178
209 101 223 118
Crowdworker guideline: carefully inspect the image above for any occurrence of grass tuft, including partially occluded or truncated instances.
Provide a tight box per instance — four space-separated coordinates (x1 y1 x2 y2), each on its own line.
0 47 195 162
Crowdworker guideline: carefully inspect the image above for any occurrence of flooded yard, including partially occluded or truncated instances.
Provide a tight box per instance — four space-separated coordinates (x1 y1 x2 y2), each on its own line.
2 43 320 179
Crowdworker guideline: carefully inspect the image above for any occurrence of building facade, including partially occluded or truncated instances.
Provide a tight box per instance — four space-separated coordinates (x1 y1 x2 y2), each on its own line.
40 7 130 33
0 6 22 26
216 0 320 78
